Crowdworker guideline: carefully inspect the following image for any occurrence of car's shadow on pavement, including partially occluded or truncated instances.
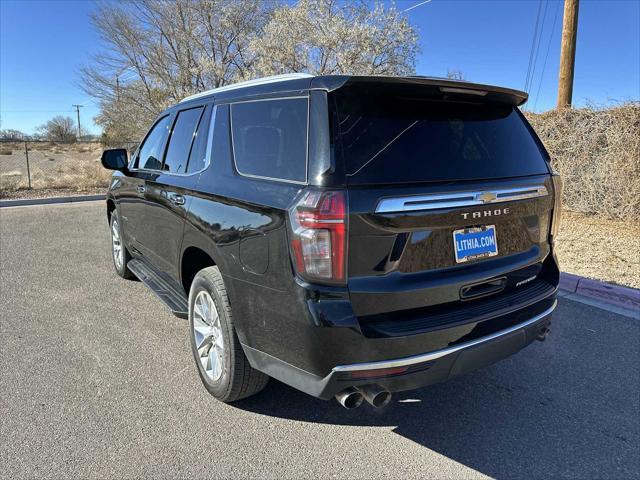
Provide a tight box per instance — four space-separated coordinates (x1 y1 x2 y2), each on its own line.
233 326 638 479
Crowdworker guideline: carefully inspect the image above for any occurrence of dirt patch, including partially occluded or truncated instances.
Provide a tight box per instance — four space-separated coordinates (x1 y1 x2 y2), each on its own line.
556 211 640 289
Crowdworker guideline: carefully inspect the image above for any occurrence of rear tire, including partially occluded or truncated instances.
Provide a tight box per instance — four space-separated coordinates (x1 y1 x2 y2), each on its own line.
110 210 134 279
188 266 268 402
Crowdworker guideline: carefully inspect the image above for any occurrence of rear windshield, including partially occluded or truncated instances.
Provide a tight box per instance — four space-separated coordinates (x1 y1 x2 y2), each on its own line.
331 88 549 184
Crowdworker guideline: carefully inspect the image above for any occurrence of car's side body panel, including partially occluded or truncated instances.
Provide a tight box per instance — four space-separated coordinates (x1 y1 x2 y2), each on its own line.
180 102 304 347
142 172 195 279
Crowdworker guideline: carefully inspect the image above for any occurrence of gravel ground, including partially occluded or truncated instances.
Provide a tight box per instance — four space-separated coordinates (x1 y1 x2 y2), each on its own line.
0 202 638 479
556 211 640 289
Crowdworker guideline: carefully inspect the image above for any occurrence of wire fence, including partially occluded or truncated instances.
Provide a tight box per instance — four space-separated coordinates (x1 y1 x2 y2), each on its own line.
0 140 137 195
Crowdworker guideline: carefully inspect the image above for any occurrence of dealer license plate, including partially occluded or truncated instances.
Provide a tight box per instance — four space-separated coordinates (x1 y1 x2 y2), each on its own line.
453 225 498 263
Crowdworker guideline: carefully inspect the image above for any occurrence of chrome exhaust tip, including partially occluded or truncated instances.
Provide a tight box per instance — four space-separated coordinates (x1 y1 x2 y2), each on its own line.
358 384 392 409
335 387 364 409
536 326 551 342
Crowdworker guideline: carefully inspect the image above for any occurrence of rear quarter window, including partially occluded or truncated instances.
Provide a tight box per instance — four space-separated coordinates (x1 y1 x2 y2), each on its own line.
230 98 308 183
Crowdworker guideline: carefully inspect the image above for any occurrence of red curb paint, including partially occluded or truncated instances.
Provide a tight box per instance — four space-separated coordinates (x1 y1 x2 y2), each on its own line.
576 277 640 311
559 272 580 293
560 272 640 311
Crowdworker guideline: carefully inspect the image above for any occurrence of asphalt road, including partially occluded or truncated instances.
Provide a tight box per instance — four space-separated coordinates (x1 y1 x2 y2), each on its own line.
1 202 638 479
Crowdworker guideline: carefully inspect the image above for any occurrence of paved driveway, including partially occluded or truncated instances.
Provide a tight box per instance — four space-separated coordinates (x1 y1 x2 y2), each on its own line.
1 202 638 479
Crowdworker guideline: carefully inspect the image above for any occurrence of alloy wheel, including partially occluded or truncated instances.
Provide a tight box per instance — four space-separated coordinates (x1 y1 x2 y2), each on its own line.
111 220 123 270
193 290 225 381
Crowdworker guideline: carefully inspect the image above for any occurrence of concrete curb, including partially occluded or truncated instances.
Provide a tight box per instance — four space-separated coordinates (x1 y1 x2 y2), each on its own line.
560 272 639 312
0 194 106 208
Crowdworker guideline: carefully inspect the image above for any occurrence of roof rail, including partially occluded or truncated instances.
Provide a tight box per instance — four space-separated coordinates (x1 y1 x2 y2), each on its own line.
179 73 314 103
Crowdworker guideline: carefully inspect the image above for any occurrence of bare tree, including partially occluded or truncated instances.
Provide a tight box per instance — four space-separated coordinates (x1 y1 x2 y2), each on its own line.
82 0 421 141
251 0 419 76
446 69 465 80
36 116 77 142
81 0 269 142
0 129 29 141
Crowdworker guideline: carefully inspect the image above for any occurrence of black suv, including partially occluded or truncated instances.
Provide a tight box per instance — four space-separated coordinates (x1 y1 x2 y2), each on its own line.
102 74 561 409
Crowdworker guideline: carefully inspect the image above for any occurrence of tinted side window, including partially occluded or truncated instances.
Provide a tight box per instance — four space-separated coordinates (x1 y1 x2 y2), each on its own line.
231 98 307 182
137 115 171 170
186 106 213 174
164 107 204 174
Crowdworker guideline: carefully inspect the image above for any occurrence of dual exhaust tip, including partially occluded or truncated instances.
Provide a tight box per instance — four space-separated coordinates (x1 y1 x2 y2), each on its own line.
335 385 391 409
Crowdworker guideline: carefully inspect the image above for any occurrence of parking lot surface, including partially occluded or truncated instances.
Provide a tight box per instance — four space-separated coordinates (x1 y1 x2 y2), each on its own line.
1 202 638 479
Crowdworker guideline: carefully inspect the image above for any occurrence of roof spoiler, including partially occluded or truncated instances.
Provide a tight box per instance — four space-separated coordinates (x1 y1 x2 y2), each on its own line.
311 75 528 107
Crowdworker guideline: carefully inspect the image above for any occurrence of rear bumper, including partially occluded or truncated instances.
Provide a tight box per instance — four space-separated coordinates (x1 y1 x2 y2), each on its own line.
243 300 556 400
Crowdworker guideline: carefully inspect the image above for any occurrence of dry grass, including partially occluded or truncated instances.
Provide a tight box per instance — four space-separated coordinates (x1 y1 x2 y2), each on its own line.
0 142 110 195
0 162 111 192
526 103 640 220
556 211 640 289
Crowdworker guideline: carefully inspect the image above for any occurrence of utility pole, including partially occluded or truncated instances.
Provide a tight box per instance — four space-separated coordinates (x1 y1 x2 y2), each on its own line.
557 0 580 109
72 104 83 140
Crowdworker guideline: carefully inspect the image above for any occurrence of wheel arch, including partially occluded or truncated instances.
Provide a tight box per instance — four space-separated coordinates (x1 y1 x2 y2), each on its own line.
180 245 217 296
106 197 116 222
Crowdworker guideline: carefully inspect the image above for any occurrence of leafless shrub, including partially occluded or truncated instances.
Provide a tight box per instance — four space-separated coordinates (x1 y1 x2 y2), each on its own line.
526 103 640 220
0 149 11 155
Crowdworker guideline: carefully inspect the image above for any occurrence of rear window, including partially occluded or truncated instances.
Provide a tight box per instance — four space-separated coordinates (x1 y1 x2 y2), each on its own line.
332 89 549 184
186 106 212 174
164 106 204 174
230 98 308 183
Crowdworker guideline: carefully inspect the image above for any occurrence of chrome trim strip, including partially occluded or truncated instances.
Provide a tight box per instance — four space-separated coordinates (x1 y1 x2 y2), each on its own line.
331 300 557 373
203 105 218 171
304 218 344 224
375 185 548 213
179 73 313 103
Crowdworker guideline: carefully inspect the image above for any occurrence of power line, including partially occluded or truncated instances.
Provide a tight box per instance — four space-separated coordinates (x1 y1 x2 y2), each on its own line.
527 0 550 95
524 0 544 93
0 110 76 113
533 0 562 112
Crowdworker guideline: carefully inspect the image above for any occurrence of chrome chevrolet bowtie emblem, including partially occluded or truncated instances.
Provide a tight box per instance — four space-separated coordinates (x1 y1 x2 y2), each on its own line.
477 191 497 203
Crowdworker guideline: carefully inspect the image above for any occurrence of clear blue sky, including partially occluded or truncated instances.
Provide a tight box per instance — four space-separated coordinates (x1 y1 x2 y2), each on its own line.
1 0 639 135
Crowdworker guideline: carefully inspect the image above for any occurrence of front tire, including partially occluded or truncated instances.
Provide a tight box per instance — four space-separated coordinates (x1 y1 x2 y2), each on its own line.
110 210 134 279
189 266 268 402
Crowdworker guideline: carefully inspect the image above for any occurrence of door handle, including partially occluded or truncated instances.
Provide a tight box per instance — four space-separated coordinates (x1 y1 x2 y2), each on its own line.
170 194 185 206
136 185 146 194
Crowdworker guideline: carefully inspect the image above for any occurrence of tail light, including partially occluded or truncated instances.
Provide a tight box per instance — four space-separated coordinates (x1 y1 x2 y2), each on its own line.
288 190 347 284
550 173 563 243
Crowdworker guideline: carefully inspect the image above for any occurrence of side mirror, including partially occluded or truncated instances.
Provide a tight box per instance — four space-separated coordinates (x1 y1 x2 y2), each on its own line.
101 149 129 171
